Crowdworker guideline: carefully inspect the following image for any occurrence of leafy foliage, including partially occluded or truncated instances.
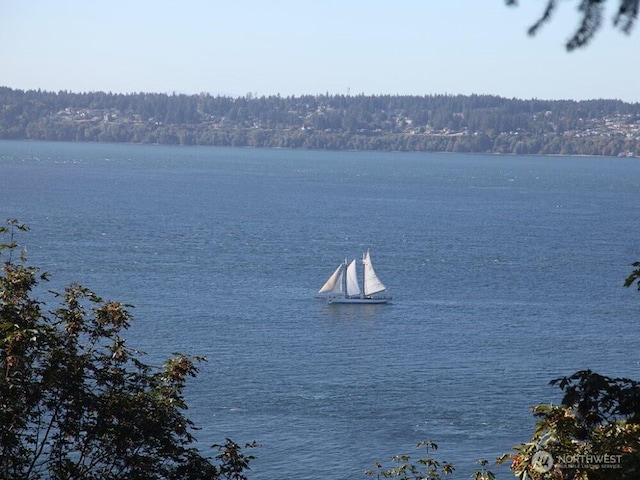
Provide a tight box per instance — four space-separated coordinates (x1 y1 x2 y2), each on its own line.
623 261 640 290
550 370 640 426
364 440 455 479
506 0 639 50
497 260 640 479
498 370 640 479
0 219 258 480
470 458 496 480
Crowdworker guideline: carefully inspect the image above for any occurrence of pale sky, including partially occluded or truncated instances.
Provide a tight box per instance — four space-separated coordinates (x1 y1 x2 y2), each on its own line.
1 0 638 102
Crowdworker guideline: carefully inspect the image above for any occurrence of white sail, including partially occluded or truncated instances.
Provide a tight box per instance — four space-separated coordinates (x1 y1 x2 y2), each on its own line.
319 264 343 293
363 249 387 296
330 268 345 296
345 259 361 297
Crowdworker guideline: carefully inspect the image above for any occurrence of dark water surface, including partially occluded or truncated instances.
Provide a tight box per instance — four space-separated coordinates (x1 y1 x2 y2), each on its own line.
2 140 639 479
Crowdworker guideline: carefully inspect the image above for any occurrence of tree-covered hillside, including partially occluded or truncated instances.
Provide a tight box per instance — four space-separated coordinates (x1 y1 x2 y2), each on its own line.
1 87 639 156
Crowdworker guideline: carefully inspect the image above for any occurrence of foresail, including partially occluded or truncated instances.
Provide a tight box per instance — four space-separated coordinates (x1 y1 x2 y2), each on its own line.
330 269 345 295
363 250 387 296
319 264 342 293
345 259 361 297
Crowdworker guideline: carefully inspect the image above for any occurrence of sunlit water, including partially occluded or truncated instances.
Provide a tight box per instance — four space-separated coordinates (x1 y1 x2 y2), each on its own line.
2 140 639 479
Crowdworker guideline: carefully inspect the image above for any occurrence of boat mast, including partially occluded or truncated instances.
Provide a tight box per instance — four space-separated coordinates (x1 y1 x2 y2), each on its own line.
362 251 366 298
343 258 348 298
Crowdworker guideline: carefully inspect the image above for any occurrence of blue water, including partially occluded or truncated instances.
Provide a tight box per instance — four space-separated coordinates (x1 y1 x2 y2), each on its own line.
2 140 640 479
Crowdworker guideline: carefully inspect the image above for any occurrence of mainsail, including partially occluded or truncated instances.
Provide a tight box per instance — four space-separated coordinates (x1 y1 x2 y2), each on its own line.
362 249 387 296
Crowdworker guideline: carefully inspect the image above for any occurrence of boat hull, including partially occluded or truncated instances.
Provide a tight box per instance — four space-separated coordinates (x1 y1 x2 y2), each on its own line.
328 296 391 304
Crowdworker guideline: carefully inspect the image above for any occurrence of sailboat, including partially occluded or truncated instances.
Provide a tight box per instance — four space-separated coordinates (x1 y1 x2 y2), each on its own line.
318 249 391 304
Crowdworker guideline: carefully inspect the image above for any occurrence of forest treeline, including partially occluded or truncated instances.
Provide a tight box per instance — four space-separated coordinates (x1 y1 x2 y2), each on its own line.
1 86 640 156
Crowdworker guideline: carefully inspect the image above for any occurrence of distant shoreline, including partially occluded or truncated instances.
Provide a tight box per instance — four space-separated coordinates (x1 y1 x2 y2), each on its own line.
1 87 639 158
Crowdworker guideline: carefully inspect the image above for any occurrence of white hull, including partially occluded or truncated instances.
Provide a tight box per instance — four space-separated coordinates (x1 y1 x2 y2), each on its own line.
328 296 391 304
